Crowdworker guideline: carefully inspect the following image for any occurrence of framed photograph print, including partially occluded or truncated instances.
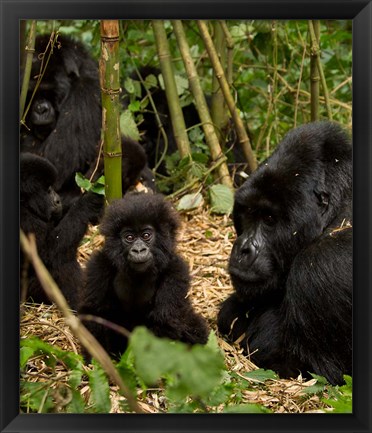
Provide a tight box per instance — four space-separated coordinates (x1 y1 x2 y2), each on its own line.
1 0 371 432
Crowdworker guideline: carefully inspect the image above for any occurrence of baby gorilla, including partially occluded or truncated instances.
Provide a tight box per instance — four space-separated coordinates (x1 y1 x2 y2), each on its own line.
78 193 209 358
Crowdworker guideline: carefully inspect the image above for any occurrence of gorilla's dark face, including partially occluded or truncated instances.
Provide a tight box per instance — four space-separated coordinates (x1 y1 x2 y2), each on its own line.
121 225 155 272
229 163 331 301
20 153 63 222
100 193 179 275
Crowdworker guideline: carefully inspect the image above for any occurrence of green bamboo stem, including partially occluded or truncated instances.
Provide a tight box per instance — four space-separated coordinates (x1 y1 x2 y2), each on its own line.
219 20 234 88
309 20 320 121
100 20 122 203
197 20 257 173
256 20 279 152
309 20 333 120
172 20 232 188
132 66 169 173
19 20 36 119
152 20 191 159
211 21 229 144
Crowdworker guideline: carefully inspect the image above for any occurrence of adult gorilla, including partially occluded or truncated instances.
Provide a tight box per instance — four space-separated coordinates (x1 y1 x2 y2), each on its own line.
217 121 352 385
21 34 149 200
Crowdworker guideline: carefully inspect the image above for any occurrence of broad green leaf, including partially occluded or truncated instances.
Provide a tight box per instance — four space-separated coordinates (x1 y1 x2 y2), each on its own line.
130 327 225 401
75 172 92 191
123 77 135 94
244 369 278 382
144 73 158 89
128 100 141 113
209 184 234 215
177 193 204 211
20 346 36 369
120 110 140 141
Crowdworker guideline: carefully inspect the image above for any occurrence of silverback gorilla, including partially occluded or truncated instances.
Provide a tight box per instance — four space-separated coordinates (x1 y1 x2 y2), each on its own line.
217 121 352 385
78 193 209 358
21 34 149 201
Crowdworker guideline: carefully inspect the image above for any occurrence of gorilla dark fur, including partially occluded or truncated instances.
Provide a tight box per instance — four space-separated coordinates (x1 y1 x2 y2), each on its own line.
217 121 352 385
21 34 150 200
78 193 209 358
20 153 104 309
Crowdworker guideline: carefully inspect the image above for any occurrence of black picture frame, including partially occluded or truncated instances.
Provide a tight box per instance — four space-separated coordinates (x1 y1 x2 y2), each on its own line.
1 1 371 432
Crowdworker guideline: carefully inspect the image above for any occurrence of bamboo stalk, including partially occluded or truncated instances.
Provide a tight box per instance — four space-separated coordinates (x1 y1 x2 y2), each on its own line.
20 231 143 414
308 20 333 120
219 20 234 87
309 20 320 121
172 20 232 188
197 20 257 173
100 20 122 203
152 20 191 159
19 20 36 119
211 21 229 145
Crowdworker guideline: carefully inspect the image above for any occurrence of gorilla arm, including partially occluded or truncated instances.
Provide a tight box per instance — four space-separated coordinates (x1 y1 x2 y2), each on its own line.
147 256 209 344
49 192 103 258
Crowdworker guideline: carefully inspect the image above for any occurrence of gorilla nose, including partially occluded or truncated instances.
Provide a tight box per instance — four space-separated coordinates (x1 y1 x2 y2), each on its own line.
132 246 147 254
35 101 50 115
240 237 259 265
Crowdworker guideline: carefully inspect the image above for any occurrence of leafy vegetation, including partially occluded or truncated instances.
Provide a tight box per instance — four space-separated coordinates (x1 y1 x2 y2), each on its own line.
20 329 352 413
31 19 352 212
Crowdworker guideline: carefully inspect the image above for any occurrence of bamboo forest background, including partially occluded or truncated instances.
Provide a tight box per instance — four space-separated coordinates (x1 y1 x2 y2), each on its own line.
24 19 352 195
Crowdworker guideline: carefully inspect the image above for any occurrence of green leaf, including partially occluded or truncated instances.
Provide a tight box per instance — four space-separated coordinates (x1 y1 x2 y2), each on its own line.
223 403 271 413
123 77 135 94
75 172 92 191
177 193 204 211
120 110 140 141
323 396 352 413
20 382 55 413
20 346 36 369
244 369 278 382
158 74 189 96
144 73 158 89
128 100 141 113
130 327 225 402
209 184 234 215
66 389 86 413
88 360 111 413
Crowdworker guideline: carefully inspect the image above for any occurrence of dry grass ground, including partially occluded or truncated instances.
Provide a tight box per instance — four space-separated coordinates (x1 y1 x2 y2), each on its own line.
20 207 332 413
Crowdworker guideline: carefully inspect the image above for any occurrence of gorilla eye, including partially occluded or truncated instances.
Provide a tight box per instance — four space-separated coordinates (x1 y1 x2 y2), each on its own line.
125 234 135 243
262 214 276 226
141 231 152 241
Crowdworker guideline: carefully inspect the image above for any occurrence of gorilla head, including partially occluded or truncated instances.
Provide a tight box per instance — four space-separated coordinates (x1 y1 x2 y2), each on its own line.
229 122 352 302
99 193 179 274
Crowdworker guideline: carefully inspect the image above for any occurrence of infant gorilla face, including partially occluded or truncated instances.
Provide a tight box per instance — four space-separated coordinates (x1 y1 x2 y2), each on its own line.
122 225 155 272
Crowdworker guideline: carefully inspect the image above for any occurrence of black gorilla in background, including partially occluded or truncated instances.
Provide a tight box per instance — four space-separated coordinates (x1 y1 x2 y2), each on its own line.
217 122 352 385
78 193 209 359
21 34 150 201
20 153 104 309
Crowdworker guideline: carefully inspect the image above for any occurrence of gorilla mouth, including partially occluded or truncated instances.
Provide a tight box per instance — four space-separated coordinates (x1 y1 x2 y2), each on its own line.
228 264 265 284
129 258 153 272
